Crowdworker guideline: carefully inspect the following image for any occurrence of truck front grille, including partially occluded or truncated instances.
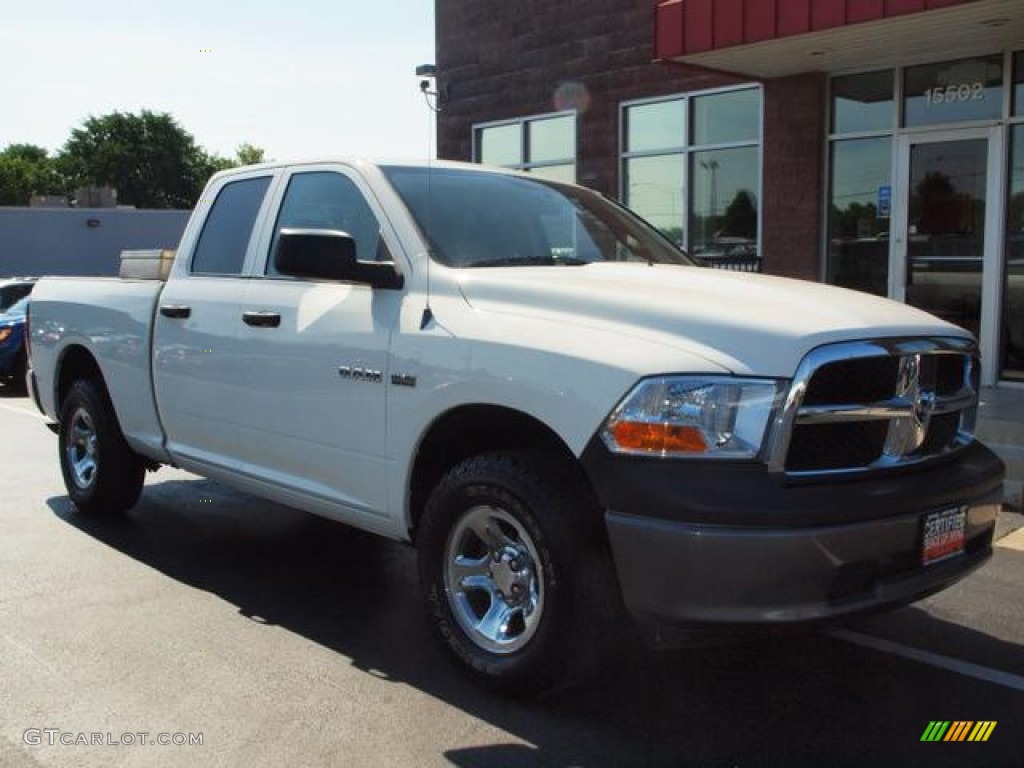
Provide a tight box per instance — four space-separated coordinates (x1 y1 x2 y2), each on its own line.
768 338 978 476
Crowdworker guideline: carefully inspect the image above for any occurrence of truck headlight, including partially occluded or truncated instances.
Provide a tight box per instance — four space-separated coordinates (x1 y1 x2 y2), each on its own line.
0 327 11 344
601 376 785 459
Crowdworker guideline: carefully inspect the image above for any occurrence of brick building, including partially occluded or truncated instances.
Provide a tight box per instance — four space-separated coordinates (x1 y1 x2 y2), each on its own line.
436 0 1024 388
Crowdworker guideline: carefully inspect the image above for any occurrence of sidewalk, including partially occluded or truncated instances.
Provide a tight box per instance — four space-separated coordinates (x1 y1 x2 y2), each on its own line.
977 387 1024 509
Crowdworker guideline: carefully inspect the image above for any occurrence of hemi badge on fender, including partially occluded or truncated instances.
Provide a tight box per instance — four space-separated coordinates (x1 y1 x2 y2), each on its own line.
391 374 417 388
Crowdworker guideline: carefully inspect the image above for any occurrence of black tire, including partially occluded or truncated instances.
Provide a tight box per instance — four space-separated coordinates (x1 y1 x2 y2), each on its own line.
418 450 621 696
12 351 28 393
58 379 146 516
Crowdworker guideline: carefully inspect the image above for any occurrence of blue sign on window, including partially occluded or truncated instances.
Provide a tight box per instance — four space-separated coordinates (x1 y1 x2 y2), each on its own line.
878 185 891 219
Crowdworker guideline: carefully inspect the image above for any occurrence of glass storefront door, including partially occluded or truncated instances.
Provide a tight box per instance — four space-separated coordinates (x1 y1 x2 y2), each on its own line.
1005 125 1024 382
892 127 1004 385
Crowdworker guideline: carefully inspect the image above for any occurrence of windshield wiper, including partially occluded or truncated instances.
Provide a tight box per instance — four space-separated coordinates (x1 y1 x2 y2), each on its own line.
463 256 589 268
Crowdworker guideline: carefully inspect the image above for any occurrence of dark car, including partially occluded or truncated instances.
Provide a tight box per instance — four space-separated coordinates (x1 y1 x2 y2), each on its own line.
0 277 35 312
0 294 32 389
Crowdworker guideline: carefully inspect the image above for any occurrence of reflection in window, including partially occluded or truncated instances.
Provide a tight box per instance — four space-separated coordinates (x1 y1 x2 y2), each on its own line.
478 123 520 167
905 139 987 339
474 114 576 180
827 137 892 297
620 87 761 265
625 99 685 153
1004 125 1024 380
904 56 1003 128
831 71 894 134
528 118 574 165
623 155 685 246
690 147 759 264
692 89 759 145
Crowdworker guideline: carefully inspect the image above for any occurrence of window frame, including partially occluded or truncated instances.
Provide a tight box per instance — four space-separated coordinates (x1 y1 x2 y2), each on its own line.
618 83 764 257
187 173 276 278
472 110 578 179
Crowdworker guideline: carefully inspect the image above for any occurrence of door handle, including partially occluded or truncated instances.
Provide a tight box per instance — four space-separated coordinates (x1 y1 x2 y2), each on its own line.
242 310 281 328
159 304 191 319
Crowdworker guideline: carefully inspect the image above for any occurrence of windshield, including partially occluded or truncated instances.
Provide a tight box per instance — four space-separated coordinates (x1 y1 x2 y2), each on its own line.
381 166 694 269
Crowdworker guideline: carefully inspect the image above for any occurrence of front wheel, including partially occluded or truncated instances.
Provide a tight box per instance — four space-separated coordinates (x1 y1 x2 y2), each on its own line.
58 379 146 516
418 451 620 695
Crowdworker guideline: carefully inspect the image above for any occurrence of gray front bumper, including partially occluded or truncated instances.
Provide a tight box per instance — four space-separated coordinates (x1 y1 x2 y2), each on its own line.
606 489 1001 626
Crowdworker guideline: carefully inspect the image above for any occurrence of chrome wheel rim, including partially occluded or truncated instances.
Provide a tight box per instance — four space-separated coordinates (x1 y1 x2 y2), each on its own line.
66 407 99 490
443 504 544 655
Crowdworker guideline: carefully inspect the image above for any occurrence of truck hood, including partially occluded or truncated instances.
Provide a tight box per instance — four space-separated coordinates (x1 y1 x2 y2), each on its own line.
455 263 969 377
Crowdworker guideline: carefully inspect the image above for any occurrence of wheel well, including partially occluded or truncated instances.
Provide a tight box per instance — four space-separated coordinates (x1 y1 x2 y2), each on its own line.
56 346 106 414
408 405 591 540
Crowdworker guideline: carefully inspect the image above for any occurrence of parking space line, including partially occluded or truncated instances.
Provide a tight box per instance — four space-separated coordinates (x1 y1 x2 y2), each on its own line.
828 628 1024 693
996 527 1024 551
0 400 46 420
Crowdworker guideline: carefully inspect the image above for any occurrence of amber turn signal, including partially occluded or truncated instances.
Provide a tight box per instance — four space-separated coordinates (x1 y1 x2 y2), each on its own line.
610 421 708 454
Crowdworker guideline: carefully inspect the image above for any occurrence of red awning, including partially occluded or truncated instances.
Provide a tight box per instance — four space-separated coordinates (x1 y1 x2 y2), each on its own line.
655 0 1022 77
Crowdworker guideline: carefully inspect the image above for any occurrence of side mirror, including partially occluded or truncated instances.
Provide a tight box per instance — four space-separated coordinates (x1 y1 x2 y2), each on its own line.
274 229 404 289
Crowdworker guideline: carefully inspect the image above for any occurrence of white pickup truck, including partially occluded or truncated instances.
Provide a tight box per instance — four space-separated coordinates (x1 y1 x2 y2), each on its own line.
27 160 1004 694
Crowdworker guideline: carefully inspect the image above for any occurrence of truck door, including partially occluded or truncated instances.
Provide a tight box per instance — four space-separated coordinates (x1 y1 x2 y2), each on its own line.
232 167 403 521
153 172 276 473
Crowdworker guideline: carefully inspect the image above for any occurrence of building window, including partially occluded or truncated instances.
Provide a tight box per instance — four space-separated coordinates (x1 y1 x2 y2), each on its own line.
620 87 761 269
827 70 895 298
903 55 1004 128
827 137 892 297
831 71 894 134
474 113 576 182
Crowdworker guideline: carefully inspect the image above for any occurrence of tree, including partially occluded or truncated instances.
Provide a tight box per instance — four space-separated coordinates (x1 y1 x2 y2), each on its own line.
58 111 213 209
0 144 66 205
0 156 34 206
235 143 266 166
4 143 49 164
721 190 758 239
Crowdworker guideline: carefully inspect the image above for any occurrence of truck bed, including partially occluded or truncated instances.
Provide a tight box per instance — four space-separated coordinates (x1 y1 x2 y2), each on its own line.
29 277 171 463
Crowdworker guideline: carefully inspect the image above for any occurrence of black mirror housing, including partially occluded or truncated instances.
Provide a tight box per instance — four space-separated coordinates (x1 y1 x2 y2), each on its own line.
275 229 404 289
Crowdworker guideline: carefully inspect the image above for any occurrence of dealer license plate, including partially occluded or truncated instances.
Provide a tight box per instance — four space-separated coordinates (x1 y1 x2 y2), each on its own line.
921 506 967 566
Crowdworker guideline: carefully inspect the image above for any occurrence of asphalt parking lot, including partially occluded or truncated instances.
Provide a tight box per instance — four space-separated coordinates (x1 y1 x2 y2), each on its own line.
2 386 1023 768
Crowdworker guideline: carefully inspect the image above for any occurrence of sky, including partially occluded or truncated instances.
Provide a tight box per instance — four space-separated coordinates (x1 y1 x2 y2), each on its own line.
0 0 436 162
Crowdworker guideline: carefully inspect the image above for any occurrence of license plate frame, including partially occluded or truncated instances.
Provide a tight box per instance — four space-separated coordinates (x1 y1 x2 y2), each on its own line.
921 505 967 566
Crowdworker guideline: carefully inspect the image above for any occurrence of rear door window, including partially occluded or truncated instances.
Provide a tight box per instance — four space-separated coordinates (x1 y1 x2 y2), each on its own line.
191 176 272 275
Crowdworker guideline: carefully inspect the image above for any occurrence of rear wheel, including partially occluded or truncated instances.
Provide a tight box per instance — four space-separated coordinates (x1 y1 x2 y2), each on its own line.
58 379 145 516
418 451 620 695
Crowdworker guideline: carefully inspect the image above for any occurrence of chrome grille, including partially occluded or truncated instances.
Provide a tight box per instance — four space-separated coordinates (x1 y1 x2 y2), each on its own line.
767 338 978 476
